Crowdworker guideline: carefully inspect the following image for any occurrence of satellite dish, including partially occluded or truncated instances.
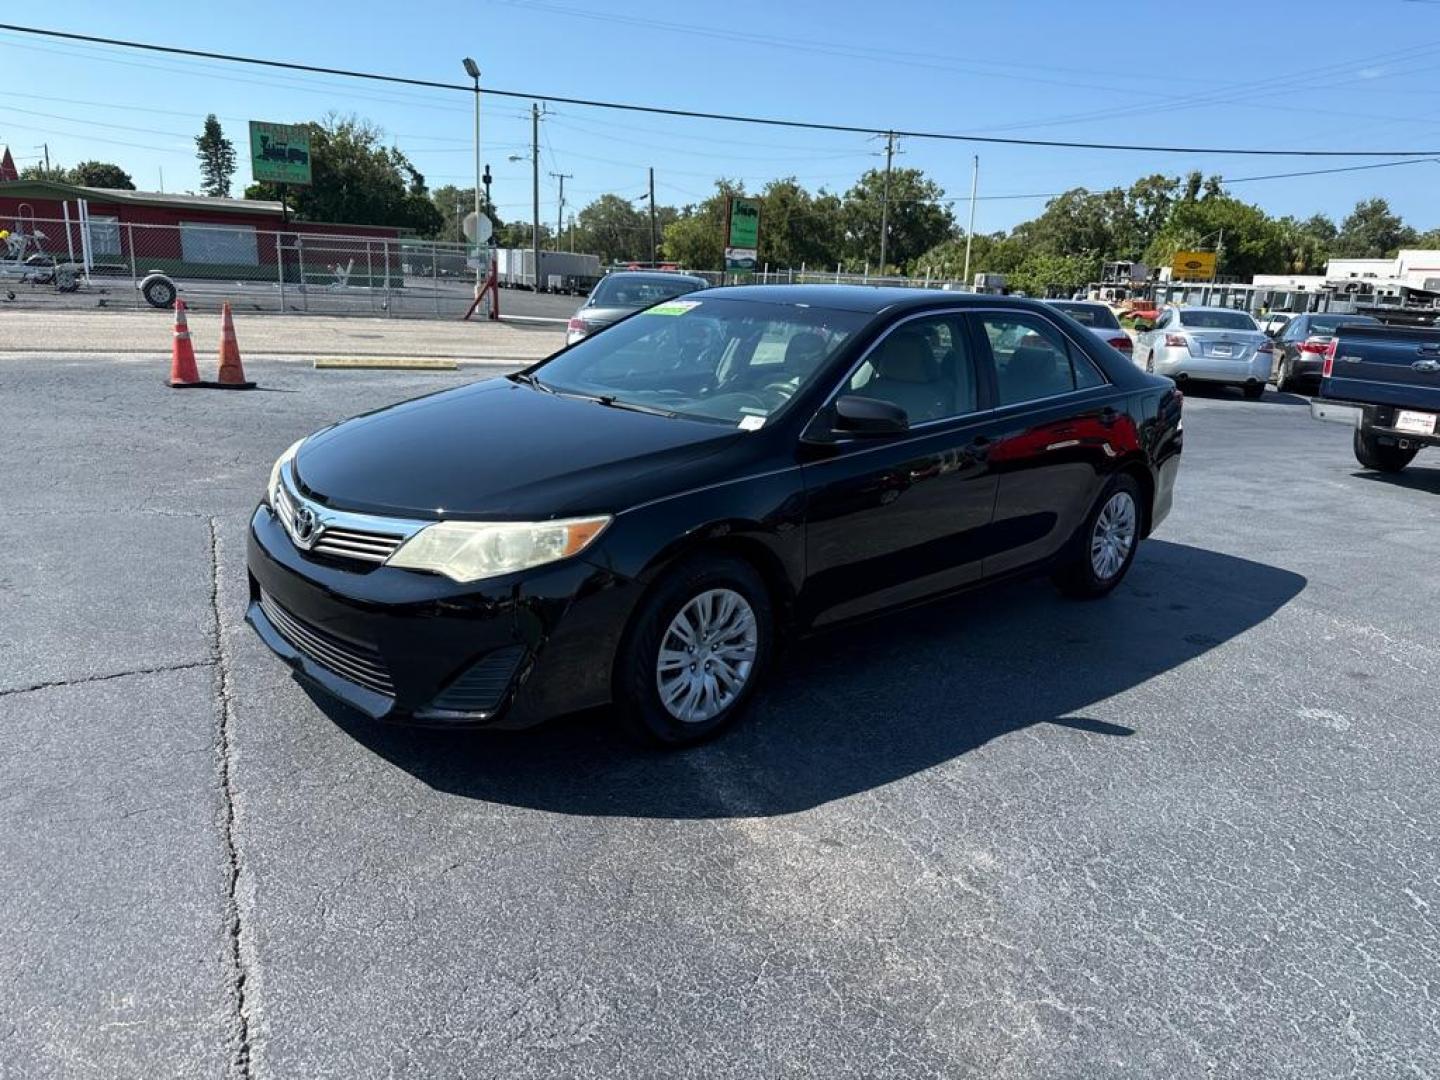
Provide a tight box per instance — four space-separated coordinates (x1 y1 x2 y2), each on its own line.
462 211 493 244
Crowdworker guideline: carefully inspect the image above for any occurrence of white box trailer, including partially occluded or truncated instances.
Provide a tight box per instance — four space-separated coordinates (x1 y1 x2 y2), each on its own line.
495 249 601 293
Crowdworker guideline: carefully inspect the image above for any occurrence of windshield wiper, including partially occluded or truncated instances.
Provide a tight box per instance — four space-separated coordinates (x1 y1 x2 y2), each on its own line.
592 395 678 418
510 371 554 393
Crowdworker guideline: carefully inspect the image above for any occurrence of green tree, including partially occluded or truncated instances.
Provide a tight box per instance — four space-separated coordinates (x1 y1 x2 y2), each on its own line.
245 115 442 234
1333 198 1417 258
33 161 136 189
1146 194 1284 279
840 167 954 272
495 220 554 249
429 185 504 244
1274 213 1337 274
571 194 649 262
755 177 843 270
1415 227 1440 249
194 114 236 198
660 180 744 270
913 232 1023 282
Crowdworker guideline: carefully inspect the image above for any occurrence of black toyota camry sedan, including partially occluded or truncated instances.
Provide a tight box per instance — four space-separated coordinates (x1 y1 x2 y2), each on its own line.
247 286 1182 746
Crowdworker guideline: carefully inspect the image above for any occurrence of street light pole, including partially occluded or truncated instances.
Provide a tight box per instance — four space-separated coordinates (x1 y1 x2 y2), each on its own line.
962 155 979 287
462 57 482 291
648 167 657 267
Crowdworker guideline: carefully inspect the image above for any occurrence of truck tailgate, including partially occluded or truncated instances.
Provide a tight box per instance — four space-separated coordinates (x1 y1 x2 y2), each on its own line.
1322 324 1440 412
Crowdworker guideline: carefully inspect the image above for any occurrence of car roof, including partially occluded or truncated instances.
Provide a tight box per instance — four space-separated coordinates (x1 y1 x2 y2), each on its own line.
1175 306 1256 316
1046 300 1107 308
601 270 708 285
684 284 1047 315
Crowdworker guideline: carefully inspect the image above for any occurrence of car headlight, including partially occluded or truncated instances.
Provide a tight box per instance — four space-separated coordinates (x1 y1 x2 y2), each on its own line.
386 516 611 583
265 438 305 507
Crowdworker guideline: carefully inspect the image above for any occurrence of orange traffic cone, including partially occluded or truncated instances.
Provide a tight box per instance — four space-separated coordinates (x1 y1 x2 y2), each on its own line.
213 302 255 389
167 298 202 388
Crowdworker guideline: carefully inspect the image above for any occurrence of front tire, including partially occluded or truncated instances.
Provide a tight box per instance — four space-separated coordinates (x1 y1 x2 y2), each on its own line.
1053 474 1142 599
615 553 774 747
1354 429 1418 473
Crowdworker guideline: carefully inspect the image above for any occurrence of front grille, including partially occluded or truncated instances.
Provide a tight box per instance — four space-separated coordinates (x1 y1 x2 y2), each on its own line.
311 527 404 563
429 646 526 713
258 591 394 697
275 476 405 565
273 482 298 534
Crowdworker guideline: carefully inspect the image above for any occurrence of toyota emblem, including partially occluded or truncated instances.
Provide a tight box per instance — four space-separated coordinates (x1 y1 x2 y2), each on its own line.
292 504 319 546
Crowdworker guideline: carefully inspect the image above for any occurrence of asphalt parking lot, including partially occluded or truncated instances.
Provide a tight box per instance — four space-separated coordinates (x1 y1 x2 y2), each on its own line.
2 354 1438 1079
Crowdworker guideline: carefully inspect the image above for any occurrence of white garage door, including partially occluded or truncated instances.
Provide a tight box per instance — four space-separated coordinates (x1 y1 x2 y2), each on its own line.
180 222 258 266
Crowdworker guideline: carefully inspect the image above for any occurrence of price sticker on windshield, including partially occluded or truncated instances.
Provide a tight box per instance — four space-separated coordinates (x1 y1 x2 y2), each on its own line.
643 300 702 317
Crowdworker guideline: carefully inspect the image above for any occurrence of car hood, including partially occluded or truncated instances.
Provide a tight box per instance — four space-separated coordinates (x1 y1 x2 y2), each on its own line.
575 305 640 327
293 378 745 519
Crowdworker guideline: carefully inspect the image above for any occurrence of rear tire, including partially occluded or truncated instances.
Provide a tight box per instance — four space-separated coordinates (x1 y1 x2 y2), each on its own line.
614 553 774 747
1052 473 1143 600
1243 383 1264 400
1354 429 1418 473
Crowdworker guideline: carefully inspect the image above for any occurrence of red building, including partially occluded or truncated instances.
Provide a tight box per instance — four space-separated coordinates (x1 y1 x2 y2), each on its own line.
0 179 406 286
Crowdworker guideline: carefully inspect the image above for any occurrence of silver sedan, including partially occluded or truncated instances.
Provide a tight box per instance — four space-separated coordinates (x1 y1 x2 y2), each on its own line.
1135 306 1273 400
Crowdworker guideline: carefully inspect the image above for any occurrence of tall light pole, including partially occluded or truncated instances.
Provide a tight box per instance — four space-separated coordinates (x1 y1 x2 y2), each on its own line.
878 132 896 273
462 57 482 290
962 155 979 288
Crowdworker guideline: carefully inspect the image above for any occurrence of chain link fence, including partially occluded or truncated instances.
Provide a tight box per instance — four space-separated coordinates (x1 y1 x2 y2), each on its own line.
1 217 490 318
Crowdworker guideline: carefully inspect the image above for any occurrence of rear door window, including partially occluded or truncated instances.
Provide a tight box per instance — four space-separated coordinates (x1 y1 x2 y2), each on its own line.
980 315 1107 406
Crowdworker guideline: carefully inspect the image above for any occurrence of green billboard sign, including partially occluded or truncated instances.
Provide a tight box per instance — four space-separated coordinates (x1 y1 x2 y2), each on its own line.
249 121 313 186
726 197 760 250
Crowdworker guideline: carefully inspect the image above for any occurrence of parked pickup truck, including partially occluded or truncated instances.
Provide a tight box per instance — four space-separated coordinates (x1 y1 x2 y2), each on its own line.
1311 322 1440 473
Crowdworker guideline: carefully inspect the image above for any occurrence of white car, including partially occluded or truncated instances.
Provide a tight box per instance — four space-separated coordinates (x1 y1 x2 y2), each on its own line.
1135 306 1273 399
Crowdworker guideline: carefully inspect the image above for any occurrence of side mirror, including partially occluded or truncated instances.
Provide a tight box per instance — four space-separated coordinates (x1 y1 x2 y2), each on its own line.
833 394 909 437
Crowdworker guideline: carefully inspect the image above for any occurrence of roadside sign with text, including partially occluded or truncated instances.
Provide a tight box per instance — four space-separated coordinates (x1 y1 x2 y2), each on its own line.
249 121 313 186
1172 251 1217 280
725 196 760 252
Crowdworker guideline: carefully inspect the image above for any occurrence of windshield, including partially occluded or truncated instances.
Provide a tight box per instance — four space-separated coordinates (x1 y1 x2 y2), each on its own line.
1051 303 1121 330
1178 309 1257 331
1309 314 1378 334
533 297 868 426
588 274 703 309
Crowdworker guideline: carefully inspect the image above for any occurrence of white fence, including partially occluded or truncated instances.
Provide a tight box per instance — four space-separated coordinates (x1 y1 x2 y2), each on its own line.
1 216 489 318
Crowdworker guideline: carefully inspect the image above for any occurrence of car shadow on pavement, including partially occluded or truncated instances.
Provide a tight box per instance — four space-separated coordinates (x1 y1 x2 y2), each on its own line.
1180 383 1310 407
1350 466 1440 495
320 539 1305 819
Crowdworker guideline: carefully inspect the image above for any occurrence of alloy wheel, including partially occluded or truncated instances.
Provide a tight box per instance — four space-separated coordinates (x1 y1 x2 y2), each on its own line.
655 588 758 724
1091 491 1137 581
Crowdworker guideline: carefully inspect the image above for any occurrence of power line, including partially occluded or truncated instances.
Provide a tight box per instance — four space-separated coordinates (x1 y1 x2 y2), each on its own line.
4 23 1440 157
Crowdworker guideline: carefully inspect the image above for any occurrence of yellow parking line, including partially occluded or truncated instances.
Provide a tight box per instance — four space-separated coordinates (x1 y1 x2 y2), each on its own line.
312 357 460 370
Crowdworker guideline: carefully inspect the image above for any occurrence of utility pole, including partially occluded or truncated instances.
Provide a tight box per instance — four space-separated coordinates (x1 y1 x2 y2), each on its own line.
549 171 573 250
878 131 896 273
648 166 658 267
531 102 541 291
1213 227 1224 283
38 143 50 176
963 155 979 287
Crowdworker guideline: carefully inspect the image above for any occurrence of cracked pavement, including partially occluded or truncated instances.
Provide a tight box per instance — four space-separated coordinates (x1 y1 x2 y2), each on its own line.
1 354 1437 1078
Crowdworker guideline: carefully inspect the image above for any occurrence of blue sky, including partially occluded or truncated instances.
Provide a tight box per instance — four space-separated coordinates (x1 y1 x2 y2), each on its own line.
5 0 1440 235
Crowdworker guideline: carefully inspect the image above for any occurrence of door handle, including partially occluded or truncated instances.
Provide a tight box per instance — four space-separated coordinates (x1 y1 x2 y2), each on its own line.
1099 406 1120 426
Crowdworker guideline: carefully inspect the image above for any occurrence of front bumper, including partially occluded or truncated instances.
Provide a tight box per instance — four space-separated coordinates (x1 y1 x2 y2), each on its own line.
1153 347 1269 386
245 504 640 727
